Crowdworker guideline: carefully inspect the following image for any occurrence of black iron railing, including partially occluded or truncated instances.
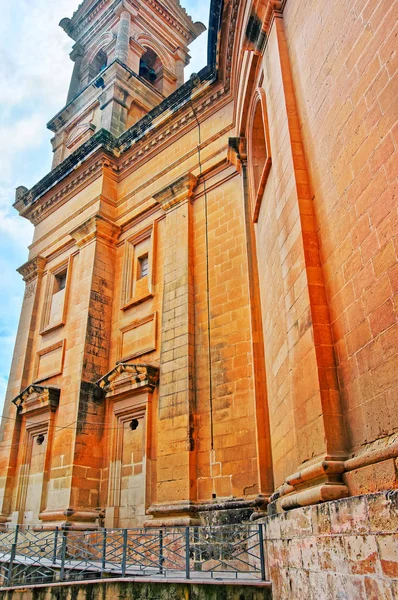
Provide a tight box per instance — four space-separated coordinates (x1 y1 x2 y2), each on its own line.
0 523 267 588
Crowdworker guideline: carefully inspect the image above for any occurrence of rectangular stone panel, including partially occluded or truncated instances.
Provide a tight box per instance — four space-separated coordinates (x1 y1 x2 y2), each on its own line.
35 341 65 381
119 313 157 361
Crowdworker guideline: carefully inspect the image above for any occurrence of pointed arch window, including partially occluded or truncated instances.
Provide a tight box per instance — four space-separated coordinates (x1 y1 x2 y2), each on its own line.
247 89 272 222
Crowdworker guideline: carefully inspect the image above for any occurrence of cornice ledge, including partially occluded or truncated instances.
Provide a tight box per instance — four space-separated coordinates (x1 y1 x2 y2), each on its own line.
154 172 198 211
17 256 46 284
70 214 121 247
96 363 159 393
14 129 116 219
12 384 60 415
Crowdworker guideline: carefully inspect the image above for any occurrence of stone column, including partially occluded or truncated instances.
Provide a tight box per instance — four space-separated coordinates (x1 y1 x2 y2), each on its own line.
146 174 198 526
67 45 84 104
115 10 131 64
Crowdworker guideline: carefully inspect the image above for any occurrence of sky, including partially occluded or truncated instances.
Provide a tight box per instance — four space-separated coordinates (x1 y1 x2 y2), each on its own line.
0 0 209 410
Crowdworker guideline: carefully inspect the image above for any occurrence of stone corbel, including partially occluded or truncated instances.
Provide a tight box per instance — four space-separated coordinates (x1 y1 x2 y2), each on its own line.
154 173 198 211
227 137 247 173
12 384 60 416
70 214 121 248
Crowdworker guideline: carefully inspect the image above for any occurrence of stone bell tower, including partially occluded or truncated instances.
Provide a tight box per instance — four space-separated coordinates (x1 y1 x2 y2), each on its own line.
49 0 205 167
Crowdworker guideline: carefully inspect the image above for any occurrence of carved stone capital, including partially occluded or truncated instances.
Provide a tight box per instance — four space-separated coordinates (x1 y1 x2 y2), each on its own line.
154 173 198 211
70 214 121 248
17 256 46 284
97 363 159 395
12 385 60 416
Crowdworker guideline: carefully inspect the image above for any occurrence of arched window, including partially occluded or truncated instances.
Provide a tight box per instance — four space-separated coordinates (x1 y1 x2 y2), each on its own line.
139 48 163 92
247 89 272 222
89 49 108 80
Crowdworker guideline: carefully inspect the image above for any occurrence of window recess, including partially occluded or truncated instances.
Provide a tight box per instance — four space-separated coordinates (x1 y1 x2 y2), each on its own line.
121 224 156 310
40 257 72 334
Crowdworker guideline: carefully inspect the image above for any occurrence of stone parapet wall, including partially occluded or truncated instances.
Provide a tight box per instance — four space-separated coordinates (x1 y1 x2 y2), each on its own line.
262 490 398 599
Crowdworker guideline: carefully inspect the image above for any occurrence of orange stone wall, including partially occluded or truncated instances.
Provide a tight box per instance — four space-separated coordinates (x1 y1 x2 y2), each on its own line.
282 0 397 471
0 0 396 532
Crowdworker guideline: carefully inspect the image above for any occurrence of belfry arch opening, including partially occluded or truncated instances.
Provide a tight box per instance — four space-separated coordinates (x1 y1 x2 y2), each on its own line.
90 49 108 80
139 48 163 92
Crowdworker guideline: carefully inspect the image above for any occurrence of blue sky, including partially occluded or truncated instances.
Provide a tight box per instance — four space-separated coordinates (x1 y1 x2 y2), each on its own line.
0 0 209 409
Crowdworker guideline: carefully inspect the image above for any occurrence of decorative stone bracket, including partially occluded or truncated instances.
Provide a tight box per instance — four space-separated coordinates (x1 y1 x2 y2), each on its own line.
12 385 60 416
96 363 159 396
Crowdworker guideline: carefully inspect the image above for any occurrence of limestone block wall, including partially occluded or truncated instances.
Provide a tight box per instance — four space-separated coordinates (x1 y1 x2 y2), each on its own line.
283 0 398 474
263 490 398 599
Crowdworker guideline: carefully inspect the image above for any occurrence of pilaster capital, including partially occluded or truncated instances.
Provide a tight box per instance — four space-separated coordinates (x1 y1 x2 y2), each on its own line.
17 256 46 284
70 214 121 248
115 0 138 19
154 173 198 211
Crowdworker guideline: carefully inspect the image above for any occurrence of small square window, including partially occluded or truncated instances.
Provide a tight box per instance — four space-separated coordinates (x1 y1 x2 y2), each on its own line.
54 271 67 292
138 255 149 279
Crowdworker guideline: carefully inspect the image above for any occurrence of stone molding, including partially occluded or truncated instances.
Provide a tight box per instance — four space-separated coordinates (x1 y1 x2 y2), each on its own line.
12 385 60 415
17 256 46 284
96 363 159 394
70 214 121 247
153 173 198 211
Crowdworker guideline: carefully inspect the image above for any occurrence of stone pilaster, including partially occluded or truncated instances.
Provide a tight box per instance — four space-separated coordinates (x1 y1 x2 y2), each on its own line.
67 45 84 104
146 174 198 526
99 84 130 137
115 10 131 64
39 215 120 530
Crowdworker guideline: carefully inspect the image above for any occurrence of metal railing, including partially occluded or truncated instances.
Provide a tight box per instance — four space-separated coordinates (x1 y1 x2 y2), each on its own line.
0 523 267 588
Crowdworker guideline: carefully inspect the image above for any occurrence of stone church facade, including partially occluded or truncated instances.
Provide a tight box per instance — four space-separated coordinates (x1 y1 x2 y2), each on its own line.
0 0 397 595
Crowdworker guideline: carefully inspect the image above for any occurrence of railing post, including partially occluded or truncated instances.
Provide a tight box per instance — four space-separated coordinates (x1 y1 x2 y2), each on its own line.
258 523 266 581
53 527 59 564
60 530 67 581
101 529 107 575
185 527 190 580
121 529 128 577
6 525 19 587
158 529 164 575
